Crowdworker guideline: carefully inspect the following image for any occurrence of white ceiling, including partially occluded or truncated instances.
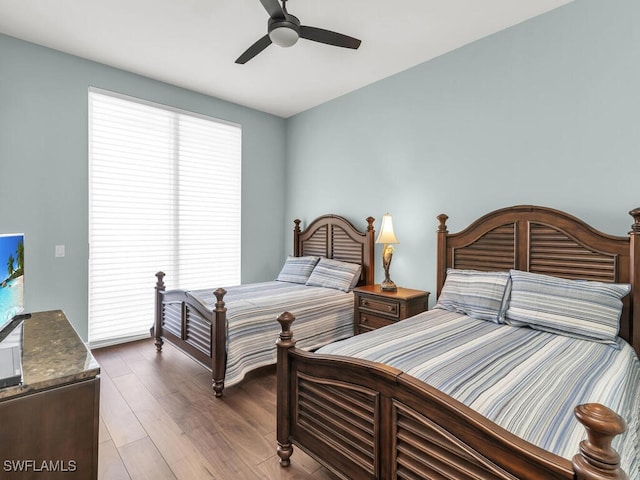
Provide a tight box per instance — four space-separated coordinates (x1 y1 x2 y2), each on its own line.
0 0 574 118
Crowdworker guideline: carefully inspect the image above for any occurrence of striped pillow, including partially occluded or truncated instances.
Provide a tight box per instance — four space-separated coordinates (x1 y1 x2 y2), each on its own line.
305 258 362 292
276 256 320 284
505 269 630 345
435 269 511 323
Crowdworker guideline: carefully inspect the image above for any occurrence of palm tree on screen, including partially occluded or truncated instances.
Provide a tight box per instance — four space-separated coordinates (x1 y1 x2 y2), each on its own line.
16 240 24 274
7 254 15 278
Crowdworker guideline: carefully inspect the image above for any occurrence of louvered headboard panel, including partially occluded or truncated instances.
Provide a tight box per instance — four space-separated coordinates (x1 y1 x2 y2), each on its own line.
529 223 617 282
436 205 640 355
332 224 367 264
297 224 328 257
293 215 376 287
451 224 516 272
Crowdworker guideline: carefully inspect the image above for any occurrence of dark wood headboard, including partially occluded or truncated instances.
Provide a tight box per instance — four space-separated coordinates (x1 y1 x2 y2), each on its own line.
293 214 375 287
436 205 640 355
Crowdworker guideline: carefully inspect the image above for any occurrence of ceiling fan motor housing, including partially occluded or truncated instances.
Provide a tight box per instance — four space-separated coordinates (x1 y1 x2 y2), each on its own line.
268 14 300 47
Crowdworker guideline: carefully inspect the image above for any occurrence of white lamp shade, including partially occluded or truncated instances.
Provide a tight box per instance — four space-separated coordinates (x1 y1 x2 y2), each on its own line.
269 26 299 47
376 213 399 244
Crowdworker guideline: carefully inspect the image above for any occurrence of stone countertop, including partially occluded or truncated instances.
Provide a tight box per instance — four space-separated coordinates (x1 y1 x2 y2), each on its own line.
0 310 100 400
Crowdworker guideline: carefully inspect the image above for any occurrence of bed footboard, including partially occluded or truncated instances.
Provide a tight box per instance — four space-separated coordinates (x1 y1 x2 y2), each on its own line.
276 312 628 480
154 272 228 397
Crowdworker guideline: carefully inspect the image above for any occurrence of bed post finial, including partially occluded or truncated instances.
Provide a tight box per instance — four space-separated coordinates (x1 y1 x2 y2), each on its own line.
212 288 227 397
366 216 375 232
214 288 227 306
437 214 449 233
276 312 297 467
572 403 628 480
155 271 166 290
630 208 640 233
277 311 296 344
154 272 166 352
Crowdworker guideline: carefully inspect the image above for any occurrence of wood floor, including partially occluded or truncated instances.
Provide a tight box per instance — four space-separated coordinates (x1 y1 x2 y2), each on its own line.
92 339 339 480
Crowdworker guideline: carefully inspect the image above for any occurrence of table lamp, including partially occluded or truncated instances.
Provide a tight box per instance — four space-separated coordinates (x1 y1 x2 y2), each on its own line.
376 213 399 291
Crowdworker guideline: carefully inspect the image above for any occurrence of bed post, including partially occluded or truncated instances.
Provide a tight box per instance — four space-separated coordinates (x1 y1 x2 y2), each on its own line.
571 403 628 480
436 214 449 298
629 208 640 357
293 219 302 257
154 271 165 352
365 216 376 285
212 288 227 397
276 311 297 467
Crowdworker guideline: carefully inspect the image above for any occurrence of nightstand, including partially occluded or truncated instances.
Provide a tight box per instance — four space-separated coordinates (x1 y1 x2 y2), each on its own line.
353 285 430 334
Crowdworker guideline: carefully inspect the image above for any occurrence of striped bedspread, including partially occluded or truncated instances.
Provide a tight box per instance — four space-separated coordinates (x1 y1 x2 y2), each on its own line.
190 281 354 388
317 308 640 477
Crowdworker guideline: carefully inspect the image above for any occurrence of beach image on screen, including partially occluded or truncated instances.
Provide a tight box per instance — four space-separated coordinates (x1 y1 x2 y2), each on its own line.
0 234 24 328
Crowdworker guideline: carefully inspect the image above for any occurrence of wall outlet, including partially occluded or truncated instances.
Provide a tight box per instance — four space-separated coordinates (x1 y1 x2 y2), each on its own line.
55 245 65 258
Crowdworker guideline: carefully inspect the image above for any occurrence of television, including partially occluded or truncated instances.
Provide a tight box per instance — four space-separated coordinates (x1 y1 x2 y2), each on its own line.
0 233 25 340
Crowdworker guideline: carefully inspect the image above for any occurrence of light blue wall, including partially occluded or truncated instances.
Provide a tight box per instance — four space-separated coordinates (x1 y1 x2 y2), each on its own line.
285 0 640 302
2 0 639 338
0 34 287 339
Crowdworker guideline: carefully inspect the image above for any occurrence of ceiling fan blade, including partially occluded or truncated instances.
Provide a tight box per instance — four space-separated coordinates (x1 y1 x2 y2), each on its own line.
259 0 285 19
235 35 272 64
299 26 361 49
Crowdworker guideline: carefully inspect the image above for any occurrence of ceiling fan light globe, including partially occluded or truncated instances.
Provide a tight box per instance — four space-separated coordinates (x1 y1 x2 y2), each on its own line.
269 26 299 47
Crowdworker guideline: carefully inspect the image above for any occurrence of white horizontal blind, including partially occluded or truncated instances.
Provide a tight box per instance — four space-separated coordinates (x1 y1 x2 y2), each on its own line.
177 114 242 288
88 89 241 347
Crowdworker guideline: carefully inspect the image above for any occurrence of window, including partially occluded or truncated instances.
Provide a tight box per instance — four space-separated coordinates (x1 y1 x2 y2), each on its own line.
88 89 241 347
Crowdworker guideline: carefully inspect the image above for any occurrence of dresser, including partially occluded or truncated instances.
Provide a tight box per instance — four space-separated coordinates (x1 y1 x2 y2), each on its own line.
0 310 100 479
353 285 430 334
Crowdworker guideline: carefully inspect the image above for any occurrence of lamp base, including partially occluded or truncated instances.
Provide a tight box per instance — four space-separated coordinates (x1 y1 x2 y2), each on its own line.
380 279 397 292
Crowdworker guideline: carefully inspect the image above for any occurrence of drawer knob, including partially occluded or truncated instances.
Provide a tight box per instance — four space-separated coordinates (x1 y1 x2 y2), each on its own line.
362 316 368 323
362 300 369 306
387 305 393 312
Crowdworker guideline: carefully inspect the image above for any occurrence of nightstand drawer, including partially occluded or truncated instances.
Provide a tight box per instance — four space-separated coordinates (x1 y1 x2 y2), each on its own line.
353 285 430 335
357 312 396 331
358 296 400 318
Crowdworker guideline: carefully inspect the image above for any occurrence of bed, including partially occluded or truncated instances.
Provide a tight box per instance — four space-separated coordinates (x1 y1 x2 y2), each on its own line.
153 214 375 397
275 205 640 480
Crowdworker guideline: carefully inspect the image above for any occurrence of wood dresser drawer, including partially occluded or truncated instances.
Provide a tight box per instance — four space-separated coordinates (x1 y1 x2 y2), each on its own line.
353 285 430 335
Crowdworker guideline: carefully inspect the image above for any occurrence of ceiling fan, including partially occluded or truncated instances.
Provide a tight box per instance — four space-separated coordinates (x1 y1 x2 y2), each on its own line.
235 0 361 64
